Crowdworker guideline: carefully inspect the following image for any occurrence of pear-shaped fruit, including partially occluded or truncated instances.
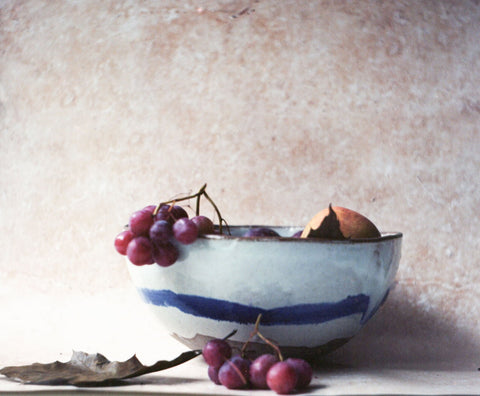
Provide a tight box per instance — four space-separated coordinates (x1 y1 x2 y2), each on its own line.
301 204 380 240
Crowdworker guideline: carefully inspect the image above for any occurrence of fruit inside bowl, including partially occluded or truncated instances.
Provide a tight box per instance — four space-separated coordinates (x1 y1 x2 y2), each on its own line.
115 185 402 358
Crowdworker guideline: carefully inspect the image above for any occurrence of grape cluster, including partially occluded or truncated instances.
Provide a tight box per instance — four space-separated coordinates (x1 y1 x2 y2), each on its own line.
114 204 214 267
202 339 313 394
115 206 302 267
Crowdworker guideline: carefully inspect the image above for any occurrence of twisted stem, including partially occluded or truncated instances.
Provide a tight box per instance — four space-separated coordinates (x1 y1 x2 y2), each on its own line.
153 184 226 234
241 314 284 361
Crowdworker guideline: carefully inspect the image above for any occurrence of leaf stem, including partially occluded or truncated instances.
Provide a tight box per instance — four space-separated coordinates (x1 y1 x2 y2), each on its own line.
222 329 237 340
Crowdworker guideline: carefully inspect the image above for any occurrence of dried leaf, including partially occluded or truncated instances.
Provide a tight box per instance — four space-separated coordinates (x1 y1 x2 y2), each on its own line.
0 349 201 387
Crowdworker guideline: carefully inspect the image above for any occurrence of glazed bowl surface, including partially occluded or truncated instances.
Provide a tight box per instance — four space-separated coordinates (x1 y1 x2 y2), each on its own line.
127 226 402 357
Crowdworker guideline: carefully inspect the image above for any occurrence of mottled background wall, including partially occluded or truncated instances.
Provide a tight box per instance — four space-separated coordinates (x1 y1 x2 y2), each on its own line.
1 1 479 368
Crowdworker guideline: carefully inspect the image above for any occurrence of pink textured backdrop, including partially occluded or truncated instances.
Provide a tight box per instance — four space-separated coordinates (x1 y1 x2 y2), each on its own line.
1 1 479 369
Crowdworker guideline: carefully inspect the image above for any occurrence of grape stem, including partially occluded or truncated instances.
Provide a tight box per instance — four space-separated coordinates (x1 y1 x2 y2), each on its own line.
153 183 227 234
241 314 284 361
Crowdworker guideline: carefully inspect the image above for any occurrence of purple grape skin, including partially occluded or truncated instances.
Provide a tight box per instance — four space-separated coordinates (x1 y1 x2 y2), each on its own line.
191 215 215 235
155 205 171 222
129 209 154 236
126 237 154 265
202 339 232 369
143 204 157 213
285 358 313 389
243 227 280 237
155 204 188 224
218 355 250 389
114 230 135 255
152 242 179 267
149 220 173 246
207 365 221 385
170 205 188 220
173 218 198 244
291 230 302 238
249 354 279 389
266 361 298 394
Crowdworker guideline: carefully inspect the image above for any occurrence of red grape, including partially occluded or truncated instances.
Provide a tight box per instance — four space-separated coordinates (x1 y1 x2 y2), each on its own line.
249 354 279 389
207 365 221 385
129 209 154 236
218 355 250 389
285 358 313 389
126 237 154 265
155 204 188 224
170 205 188 221
155 205 171 222
114 230 134 255
266 361 297 394
191 215 214 235
149 220 173 246
202 339 232 369
152 242 179 267
143 204 157 213
173 218 198 244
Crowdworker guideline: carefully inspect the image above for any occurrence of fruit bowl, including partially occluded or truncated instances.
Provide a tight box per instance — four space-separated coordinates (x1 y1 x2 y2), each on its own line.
127 226 402 358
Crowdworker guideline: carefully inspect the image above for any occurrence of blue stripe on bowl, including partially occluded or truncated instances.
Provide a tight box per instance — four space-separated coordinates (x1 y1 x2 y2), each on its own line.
360 287 390 324
138 288 370 326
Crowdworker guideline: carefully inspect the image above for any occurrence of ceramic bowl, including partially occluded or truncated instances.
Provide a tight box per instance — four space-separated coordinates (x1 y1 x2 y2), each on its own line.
127 226 402 358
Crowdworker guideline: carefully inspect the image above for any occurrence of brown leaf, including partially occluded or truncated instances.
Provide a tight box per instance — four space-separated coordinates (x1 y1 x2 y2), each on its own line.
0 349 201 387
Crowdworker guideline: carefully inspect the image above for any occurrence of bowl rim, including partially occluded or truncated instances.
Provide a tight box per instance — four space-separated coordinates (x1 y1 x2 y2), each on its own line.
200 226 402 244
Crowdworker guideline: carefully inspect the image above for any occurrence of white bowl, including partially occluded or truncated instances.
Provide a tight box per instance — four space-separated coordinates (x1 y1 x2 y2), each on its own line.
127 226 402 358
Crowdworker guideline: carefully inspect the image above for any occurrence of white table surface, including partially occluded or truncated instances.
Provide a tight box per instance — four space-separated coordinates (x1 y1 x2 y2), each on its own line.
1 277 479 395
1 363 480 395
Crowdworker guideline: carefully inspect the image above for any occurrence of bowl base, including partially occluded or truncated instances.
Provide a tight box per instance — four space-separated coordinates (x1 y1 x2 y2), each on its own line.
171 332 351 361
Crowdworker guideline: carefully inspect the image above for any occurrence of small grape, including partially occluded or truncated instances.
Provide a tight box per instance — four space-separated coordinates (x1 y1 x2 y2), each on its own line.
218 355 250 389
126 237 154 265
149 220 173 246
202 339 232 369
173 218 198 244
249 354 279 389
114 230 134 255
129 209 154 236
155 205 172 222
266 362 297 395
155 204 188 224
170 205 189 221
207 365 221 385
143 204 157 213
152 242 179 267
285 358 313 389
191 215 214 235
243 227 280 237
